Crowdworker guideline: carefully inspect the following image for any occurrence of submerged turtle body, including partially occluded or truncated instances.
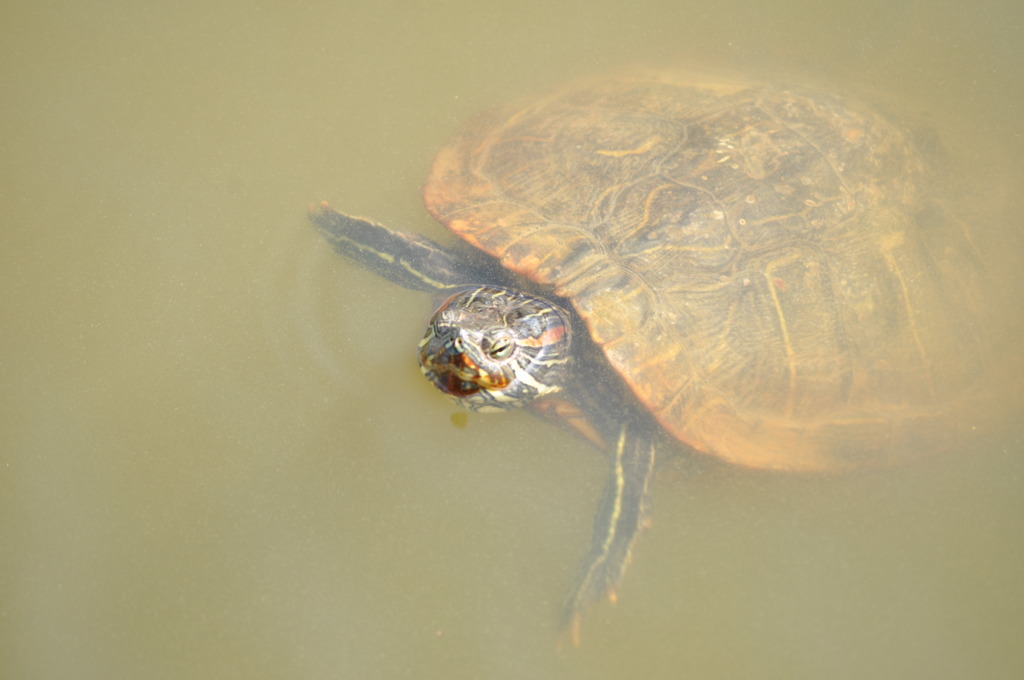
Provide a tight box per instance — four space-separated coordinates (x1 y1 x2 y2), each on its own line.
423 72 991 473
310 71 1007 642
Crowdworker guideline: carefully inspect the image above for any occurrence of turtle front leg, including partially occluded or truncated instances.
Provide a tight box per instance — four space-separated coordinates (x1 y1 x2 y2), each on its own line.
308 203 468 293
562 422 656 645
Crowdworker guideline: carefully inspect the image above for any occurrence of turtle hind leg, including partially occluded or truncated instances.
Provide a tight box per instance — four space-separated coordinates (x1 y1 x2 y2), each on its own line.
561 422 656 646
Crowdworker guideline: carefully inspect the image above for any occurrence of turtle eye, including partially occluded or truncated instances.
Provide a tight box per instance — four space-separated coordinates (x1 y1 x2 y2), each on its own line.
452 336 466 354
486 335 514 360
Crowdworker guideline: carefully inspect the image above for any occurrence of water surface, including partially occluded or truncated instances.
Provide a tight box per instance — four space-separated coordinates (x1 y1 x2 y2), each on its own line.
3 1 1023 678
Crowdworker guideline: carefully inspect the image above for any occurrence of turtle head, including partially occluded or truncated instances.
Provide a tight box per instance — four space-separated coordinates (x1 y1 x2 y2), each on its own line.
418 286 572 412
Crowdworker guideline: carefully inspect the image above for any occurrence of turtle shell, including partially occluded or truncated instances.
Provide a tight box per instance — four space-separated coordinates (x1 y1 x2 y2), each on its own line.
422 72 1002 472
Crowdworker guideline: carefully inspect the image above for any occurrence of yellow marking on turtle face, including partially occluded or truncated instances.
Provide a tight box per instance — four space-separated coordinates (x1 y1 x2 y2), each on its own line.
595 136 663 158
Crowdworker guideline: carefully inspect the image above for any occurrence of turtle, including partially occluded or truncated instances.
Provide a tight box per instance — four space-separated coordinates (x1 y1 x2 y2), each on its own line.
309 71 1008 642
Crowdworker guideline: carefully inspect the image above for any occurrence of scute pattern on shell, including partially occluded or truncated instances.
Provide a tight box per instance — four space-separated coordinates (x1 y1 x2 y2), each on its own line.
423 72 998 471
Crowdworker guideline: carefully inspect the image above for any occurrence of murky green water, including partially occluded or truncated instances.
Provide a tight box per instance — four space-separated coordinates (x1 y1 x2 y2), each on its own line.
3 1 1023 678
